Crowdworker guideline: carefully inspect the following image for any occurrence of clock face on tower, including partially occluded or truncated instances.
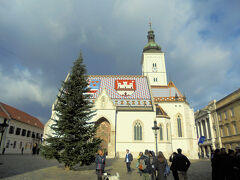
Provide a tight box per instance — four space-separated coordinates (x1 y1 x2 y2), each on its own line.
152 67 157 72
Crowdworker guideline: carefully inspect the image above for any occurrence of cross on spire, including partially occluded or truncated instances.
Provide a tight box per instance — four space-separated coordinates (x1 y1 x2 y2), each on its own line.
149 19 152 30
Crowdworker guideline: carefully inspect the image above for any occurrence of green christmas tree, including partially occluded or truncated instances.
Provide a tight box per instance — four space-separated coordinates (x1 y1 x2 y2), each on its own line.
41 52 101 169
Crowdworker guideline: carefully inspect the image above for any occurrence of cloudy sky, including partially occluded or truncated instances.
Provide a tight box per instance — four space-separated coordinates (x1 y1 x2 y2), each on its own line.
0 0 239 124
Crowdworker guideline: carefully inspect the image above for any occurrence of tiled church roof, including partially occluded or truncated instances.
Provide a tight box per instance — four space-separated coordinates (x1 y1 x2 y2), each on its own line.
151 81 185 102
87 75 152 107
0 104 9 119
0 102 44 129
156 104 170 118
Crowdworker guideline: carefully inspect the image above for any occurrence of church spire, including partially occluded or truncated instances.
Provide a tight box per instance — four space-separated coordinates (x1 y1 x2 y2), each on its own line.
143 23 162 53
147 21 155 43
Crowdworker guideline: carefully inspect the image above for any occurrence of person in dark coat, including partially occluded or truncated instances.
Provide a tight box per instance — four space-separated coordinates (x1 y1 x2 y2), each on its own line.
156 151 168 180
211 149 221 180
124 149 133 173
149 151 157 180
95 149 105 180
235 146 240 180
169 152 179 180
219 148 228 180
173 148 191 180
226 149 236 180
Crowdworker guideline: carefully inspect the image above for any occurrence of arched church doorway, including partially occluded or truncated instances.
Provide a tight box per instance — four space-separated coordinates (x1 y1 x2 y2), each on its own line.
95 118 111 155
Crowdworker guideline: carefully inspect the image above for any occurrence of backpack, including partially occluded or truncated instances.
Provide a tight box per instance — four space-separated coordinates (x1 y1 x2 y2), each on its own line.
138 158 147 170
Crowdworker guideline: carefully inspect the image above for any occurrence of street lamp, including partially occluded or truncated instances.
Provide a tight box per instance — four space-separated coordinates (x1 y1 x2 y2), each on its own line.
152 120 160 154
0 118 9 149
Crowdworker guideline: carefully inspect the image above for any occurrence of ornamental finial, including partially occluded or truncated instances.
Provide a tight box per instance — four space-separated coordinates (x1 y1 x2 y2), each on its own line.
149 19 152 30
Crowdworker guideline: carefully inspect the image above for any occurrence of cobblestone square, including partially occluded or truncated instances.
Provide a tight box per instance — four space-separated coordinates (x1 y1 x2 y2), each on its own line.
0 155 211 180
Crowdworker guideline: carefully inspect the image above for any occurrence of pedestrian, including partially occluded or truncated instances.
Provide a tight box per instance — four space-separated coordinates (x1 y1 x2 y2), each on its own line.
37 147 40 155
155 151 169 180
219 148 228 180
149 151 157 180
95 149 105 180
138 149 151 180
234 146 240 180
169 152 179 180
137 152 144 176
21 147 24 155
211 149 221 180
2 147 5 155
174 148 191 180
226 149 236 180
124 149 133 173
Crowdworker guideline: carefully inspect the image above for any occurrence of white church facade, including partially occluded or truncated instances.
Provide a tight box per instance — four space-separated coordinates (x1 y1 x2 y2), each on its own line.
44 27 198 159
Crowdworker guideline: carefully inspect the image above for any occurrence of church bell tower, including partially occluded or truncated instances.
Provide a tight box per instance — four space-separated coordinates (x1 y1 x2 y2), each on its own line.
141 24 167 86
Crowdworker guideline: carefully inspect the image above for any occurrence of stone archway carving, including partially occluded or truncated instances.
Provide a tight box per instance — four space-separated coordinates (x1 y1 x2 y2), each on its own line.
95 117 111 154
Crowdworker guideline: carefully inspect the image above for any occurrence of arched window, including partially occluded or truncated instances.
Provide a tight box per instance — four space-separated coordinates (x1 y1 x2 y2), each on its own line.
166 124 169 141
134 121 142 140
177 116 182 137
159 124 163 140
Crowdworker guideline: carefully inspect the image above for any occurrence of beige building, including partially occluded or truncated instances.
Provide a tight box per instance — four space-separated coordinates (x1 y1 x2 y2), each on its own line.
195 88 240 156
216 88 240 150
0 102 44 154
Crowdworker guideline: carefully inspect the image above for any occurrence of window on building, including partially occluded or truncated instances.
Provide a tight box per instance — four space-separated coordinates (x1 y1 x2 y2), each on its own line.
198 122 202 136
15 128 21 135
230 108 235 117
27 130 31 137
166 124 169 141
21 129 26 136
202 121 208 138
9 126 15 134
6 140 10 148
159 124 163 140
218 113 222 121
233 123 238 134
36 133 40 139
134 121 142 140
224 111 227 119
13 141 16 149
196 124 199 138
207 118 212 139
221 127 224 137
227 125 231 136
177 116 182 137
32 132 35 138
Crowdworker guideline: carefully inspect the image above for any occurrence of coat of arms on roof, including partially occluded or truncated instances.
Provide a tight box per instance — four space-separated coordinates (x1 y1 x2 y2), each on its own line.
88 79 101 93
115 80 136 96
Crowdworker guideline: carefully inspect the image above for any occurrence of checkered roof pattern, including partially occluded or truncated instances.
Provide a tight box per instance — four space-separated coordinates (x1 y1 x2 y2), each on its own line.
87 75 151 100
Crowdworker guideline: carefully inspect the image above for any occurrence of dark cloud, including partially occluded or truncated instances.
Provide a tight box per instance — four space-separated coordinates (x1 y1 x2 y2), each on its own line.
0 0 239 124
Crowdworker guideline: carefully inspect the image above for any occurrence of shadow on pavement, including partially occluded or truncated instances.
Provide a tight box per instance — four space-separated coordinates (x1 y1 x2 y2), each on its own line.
0 155 118 179
0 154 58 179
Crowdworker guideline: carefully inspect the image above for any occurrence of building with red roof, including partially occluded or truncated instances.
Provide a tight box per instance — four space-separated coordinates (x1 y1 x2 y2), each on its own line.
0 102 43 154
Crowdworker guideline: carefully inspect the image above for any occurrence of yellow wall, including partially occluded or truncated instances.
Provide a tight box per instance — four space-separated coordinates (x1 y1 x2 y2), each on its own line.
217 89 240 150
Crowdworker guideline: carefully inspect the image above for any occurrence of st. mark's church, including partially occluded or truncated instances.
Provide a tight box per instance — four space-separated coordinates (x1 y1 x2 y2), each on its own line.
44 27 198 159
